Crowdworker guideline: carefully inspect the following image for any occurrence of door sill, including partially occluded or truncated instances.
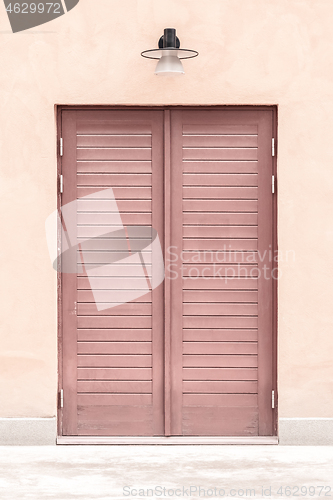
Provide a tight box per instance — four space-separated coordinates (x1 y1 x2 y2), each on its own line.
57 436 278 445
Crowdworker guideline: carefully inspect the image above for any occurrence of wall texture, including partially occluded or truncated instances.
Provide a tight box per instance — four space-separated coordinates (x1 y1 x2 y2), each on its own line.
0 0 333 439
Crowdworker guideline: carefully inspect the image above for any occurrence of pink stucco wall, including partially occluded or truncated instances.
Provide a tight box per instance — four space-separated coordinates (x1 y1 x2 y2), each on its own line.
0 0 332 419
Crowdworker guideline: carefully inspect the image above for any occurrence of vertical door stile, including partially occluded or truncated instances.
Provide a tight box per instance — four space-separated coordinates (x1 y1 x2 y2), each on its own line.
272 109 278 437
170 110 184 435
257 110 274 435
163 110 172 436
150 111 165 435
61 110 78 436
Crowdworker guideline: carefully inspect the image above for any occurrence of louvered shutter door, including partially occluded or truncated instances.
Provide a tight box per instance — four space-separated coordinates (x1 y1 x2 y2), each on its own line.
61 107 275 439
169 109 274 436
62 110 164 436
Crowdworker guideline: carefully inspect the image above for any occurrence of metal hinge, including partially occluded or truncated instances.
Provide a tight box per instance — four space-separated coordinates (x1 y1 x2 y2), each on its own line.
60 389 64 409
272 138 275 157
272 390 275 409
272 175 275 194
60 174 63 194
60 138 63 156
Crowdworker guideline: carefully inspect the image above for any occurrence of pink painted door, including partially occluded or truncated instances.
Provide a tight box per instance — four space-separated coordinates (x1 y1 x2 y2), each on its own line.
61 110 164 436
60 107 276 438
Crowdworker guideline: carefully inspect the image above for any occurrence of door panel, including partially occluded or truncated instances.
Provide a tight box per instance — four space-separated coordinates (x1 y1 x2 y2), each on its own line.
60 107 275 438
61 110 164 436
169 109 274 436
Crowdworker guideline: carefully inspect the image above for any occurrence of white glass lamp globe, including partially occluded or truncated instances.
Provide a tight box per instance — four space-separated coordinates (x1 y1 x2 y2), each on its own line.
154 50 184 75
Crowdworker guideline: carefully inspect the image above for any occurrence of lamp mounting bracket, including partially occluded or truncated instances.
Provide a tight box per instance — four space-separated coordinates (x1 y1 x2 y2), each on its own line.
158 35 180 49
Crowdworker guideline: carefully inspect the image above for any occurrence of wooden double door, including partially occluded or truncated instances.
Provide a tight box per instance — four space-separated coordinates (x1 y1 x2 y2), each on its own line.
60 107 276 439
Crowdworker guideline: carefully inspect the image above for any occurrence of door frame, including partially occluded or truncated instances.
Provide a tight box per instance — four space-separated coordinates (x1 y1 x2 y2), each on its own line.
56 105 278 443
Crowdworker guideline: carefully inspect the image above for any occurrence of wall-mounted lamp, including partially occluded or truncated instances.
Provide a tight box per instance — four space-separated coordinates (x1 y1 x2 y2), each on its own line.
141 28 198 75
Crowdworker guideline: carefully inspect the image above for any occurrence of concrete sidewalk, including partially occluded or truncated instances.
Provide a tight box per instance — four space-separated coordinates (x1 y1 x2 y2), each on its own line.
0 446 332 500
